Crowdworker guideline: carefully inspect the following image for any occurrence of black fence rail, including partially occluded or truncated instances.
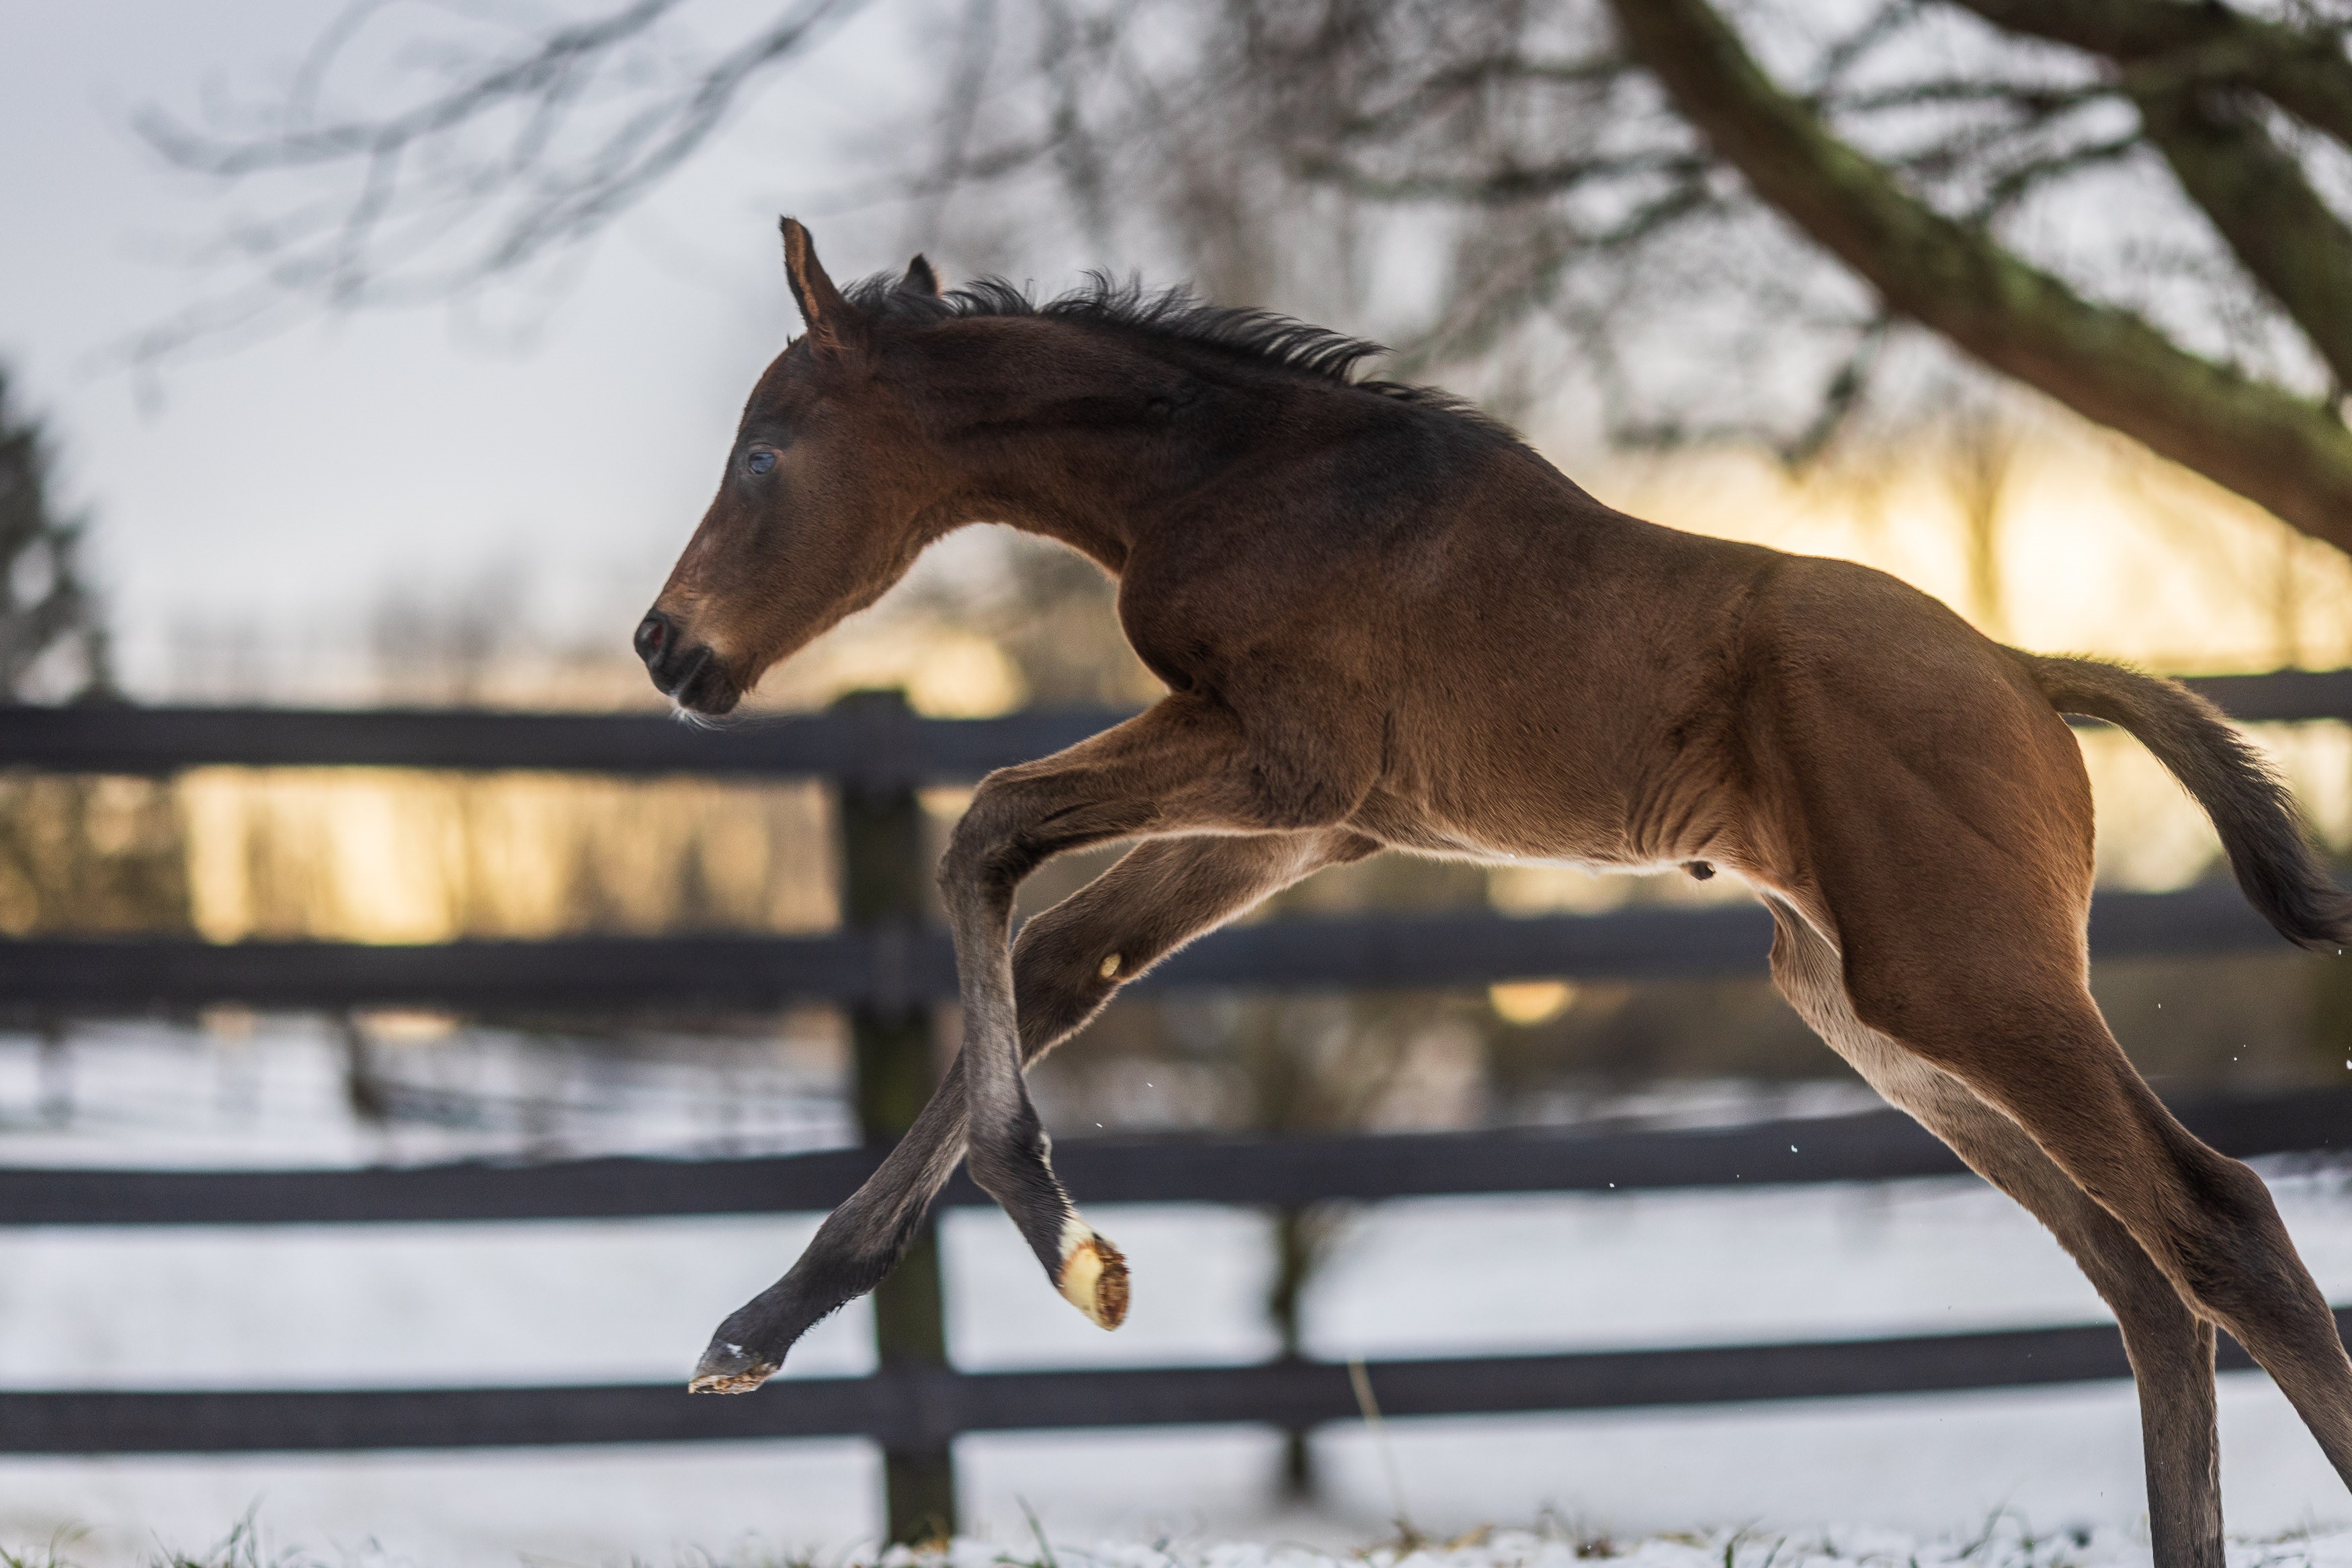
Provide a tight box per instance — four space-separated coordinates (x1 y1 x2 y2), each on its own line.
3 1090 2349 1457
1 676 2349 1515
5 1086 2349 1456
0 878 2292 1012
9 1312 2335 1456
6 1082 2350 1227
0 700 1126 785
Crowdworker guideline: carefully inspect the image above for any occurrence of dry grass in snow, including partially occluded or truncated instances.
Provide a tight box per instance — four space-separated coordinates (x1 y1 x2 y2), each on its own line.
13 1515 2352 1568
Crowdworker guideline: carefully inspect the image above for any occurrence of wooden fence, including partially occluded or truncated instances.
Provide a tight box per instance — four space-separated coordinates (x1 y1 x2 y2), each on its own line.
6 1091 2352 1451
2 673 2350 1538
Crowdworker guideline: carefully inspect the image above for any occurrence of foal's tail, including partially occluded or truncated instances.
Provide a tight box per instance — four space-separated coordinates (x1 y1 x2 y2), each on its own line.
2020 652 2352 951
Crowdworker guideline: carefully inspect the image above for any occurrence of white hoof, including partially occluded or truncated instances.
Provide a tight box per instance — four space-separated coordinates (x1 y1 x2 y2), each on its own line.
1055 1221 1130 1329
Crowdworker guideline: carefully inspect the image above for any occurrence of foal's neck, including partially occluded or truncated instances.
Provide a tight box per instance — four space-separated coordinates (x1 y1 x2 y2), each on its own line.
920 325 1322 574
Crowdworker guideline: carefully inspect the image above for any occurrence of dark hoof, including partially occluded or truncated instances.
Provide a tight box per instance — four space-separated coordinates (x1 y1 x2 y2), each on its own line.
689 1336 781 1394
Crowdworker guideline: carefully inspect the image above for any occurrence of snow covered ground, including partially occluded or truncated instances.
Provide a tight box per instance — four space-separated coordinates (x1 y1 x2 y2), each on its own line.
911 1522 2352 1568
5 1021 2352 1566
908 1522 2352 1568
16 1509 2352 1568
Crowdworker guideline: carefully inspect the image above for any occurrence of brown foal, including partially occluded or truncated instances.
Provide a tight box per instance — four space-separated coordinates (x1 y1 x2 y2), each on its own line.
637 221 2352 1562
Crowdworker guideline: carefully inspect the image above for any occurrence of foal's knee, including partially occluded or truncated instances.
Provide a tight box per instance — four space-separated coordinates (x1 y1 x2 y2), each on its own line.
939 789 1039 910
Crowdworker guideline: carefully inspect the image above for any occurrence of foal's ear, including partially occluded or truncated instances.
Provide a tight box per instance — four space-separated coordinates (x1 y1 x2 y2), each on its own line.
898 255 941 297
780 217 864 357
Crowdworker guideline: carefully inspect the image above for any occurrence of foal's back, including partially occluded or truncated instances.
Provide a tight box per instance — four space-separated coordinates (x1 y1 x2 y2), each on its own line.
1193 379 2066 887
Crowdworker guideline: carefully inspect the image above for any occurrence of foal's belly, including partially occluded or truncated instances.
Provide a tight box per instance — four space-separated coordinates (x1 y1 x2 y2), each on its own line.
1346 783 1693 870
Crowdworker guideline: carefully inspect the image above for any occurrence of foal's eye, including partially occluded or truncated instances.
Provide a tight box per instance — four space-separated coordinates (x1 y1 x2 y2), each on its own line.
745 448 778 476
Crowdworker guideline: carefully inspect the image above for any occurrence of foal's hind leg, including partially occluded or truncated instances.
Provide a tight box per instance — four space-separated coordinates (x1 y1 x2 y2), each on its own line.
1853 952 2352 1491
1755 628 2352 1520
1006 827 1376 1051
1767 904 2221 1567
1795 838 2352 1528
690 826 1367 1390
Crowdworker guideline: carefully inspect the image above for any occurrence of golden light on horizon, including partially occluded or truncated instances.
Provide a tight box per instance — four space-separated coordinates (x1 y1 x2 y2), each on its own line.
1598 419 2352 674
1489 980 1578 1026
177 768 835 945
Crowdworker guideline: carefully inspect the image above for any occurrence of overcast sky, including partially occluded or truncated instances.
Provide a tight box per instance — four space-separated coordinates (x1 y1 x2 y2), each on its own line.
0 0 946 700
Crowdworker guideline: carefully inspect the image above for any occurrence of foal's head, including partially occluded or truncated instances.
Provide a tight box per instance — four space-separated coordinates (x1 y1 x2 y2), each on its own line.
635 220 951 715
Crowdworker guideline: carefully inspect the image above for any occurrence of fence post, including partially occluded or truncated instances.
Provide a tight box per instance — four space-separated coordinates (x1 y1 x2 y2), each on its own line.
835 689 957 1544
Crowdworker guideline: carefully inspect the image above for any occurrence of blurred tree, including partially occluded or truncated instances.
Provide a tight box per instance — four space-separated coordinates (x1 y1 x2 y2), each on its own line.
0 367 110 701
134 0 2352 557
1939 398 2025 642
0 366 188 939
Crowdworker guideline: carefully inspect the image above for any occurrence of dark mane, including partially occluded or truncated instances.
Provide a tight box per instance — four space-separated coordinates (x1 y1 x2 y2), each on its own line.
845 270 1518 439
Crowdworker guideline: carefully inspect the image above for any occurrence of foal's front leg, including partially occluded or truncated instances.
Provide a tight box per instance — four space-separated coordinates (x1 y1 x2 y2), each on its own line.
939 696 1355 1327
687 820 1372 1391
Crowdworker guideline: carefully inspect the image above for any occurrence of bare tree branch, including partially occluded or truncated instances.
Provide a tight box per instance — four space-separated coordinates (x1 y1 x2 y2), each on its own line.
138 1 688 179
1603 0 2352 556
1947 0 2352 150
124 0 867 359
1296 148 1706 206
1824 77 2113 116
2130 78 2352 390
1319 50 1632 144
1923 0 2352 389
1970 131 2145 223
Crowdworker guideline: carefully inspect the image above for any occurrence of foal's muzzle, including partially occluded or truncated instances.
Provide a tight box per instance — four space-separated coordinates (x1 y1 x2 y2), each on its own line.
634 609 739 713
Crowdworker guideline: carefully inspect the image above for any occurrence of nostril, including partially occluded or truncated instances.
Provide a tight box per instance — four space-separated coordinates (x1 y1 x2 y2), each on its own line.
634 611 673 665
